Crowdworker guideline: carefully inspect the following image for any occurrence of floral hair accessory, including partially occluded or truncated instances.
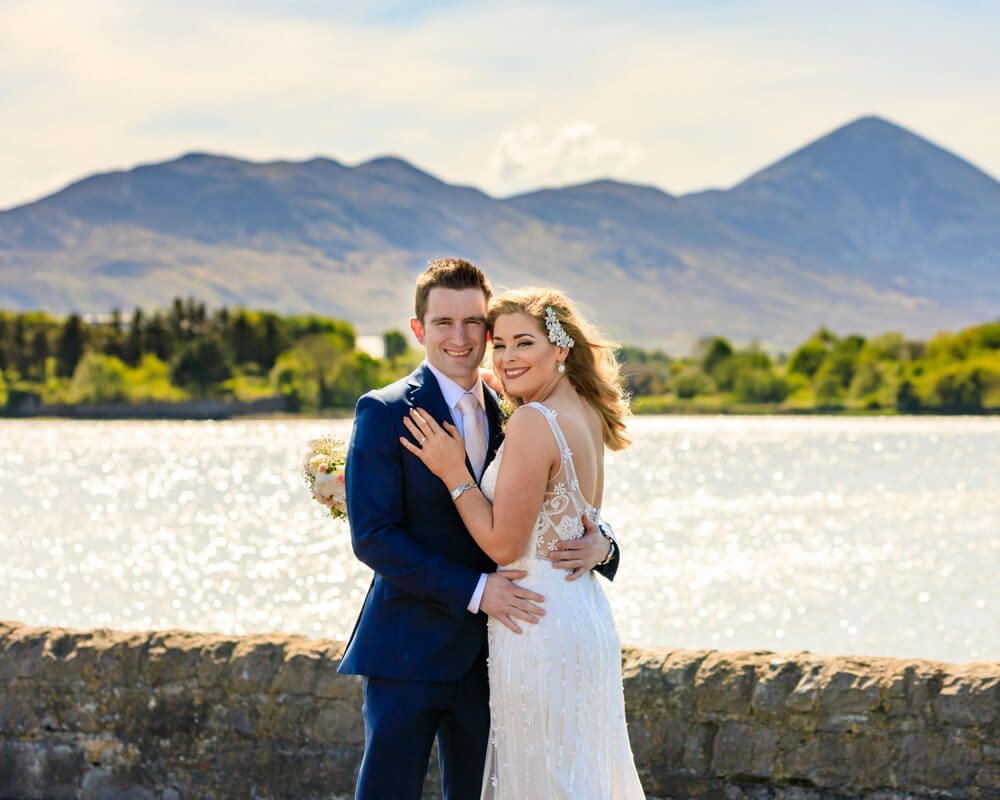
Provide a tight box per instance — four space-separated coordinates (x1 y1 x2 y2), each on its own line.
544 306 575 349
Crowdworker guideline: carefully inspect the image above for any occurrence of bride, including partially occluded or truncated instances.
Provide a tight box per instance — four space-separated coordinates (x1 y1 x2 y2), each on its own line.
400 287 645 799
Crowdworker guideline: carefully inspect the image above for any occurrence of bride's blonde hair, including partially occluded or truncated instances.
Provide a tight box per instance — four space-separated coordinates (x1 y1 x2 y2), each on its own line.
488 288 631 451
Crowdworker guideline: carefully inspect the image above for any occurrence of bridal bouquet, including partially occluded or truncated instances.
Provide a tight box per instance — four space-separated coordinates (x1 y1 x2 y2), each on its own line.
302 435 348 519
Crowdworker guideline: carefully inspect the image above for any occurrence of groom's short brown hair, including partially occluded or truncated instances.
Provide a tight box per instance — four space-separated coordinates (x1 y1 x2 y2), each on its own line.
415 258 493 323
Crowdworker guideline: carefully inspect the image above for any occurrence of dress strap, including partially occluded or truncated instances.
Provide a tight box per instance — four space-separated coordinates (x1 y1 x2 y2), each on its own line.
523 402 590 512
523 402 570 455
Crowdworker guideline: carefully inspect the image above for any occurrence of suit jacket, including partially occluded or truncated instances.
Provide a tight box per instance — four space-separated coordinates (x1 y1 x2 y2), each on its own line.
338 362 619 681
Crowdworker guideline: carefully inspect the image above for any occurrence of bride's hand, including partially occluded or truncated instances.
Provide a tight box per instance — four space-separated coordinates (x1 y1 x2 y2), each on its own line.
400 407 469 483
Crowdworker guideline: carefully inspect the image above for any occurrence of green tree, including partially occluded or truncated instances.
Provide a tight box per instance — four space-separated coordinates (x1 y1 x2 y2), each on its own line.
12 316 30 376
0 316 9 372
56 313 86 378
103 308 125 359
144 312 172 361
126 354 185 402
813 363 845 407
713 349 772 392
0 369 7 411
622 362 670 396
269 331 354 409
734 369 789 403
229 311 255 365
123 307 144 366
971 321 1000 350
171 337 234 395
29 329 49 381
929 365 987 412
896 379 921 413
383 329 409 364
867 332 907 361
849 361 883 400
788 339 828 378
697 337 734 377
259 313 288 370
71 353 129 403
169 297 188 342
329 351 383 406
672 369 716 399
926 331 967 362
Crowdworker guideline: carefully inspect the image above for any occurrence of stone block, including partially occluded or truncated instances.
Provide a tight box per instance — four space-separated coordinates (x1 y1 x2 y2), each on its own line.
0 626 49 680
196 638 236 688
935 672 1000 727
144 631 205 686
224 636 286 694
315 657 362 701
751 658 804 718
695 652 758 717
786 663 824 714
710 721 777 778
272 647 322 695
818 660 883 716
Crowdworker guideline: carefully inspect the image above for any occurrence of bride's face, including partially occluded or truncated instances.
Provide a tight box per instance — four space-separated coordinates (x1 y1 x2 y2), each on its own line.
491 312 563 397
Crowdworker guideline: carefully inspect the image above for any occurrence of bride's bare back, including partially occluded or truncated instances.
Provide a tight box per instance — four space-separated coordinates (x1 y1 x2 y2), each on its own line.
523 398 606 559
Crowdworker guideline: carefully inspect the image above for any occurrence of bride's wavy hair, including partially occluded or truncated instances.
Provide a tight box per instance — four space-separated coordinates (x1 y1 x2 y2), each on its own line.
488 288 631 451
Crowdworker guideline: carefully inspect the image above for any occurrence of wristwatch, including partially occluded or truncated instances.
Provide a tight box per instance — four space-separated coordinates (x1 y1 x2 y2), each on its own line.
597 524 617 566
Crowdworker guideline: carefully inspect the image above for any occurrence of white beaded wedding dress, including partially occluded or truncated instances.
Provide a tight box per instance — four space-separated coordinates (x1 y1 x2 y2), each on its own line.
478 402 645 799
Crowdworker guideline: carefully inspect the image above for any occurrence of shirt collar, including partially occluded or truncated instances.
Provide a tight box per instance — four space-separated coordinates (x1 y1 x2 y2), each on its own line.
425 360 485 411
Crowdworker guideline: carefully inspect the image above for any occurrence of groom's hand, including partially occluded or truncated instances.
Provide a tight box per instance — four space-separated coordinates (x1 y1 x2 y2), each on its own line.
480 570 545 634
548 516 612 581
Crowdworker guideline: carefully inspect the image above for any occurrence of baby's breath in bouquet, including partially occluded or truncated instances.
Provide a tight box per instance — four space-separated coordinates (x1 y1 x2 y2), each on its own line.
303 435 348 519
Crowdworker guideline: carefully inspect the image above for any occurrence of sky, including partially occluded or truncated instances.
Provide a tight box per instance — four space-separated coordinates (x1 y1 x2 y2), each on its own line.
2 0 1000 210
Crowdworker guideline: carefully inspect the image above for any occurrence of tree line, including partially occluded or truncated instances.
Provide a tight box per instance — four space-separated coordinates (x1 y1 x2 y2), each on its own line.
620 322 1000 414
0 298 419 412
1 299 998 414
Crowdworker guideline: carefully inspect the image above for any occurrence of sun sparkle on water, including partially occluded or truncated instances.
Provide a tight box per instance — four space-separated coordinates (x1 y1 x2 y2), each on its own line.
2 416 998 663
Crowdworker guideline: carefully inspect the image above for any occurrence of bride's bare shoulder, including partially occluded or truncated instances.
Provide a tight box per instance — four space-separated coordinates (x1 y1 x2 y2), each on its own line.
503 405 558 452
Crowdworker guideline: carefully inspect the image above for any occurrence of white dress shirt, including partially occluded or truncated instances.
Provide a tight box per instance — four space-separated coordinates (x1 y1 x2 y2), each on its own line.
424 361 490 614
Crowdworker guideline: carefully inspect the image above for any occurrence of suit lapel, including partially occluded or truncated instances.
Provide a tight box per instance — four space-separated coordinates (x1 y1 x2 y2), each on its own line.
407 363 479 481
408 363 506 483
483 387 504 471
406 363 452 429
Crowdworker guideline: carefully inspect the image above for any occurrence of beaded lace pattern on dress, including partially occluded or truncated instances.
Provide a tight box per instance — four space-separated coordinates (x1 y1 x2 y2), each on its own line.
482 401 601 563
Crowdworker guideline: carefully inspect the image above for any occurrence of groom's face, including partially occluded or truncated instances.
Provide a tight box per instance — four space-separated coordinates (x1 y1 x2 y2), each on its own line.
410 287 489 387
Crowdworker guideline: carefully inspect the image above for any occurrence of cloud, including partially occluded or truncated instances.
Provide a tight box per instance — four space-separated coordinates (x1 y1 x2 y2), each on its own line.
487 123 643 193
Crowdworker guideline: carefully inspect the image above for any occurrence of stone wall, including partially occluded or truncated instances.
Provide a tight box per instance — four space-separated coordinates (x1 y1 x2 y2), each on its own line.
1 619 998 799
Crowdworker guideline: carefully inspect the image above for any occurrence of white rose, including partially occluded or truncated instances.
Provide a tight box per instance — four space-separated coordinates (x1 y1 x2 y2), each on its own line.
308 454 329 475
313 473 342 499
328 476 346 502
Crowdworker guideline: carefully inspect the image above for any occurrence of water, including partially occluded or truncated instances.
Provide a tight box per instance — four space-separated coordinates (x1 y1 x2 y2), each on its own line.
2 416 998 663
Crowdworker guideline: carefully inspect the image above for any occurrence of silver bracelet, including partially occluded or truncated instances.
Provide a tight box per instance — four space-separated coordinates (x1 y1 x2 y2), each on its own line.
450 481 478 501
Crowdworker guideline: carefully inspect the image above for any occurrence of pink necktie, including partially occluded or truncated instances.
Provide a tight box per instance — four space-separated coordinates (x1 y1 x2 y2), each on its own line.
458 392 487 480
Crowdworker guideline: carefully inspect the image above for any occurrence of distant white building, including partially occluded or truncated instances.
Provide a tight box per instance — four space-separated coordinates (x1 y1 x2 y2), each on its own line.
356 335 385 359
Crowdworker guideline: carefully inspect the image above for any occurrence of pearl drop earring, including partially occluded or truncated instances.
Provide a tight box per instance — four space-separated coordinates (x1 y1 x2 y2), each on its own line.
558 363 566 374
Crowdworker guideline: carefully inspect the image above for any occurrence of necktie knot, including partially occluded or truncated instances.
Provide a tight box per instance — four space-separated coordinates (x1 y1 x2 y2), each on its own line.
458 392 480 415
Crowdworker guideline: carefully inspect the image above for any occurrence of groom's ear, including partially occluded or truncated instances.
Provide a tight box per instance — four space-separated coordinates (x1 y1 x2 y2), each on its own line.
409 316 426 345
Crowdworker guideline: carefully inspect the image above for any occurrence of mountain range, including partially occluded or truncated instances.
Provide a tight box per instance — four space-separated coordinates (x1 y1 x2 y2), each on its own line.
1 115 998 351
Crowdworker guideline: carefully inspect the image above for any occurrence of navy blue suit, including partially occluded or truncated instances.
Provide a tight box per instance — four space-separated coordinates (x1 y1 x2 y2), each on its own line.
339 362 619 798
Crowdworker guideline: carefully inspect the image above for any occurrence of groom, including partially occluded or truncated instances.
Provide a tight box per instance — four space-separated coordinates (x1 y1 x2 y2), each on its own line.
339 258 620 799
